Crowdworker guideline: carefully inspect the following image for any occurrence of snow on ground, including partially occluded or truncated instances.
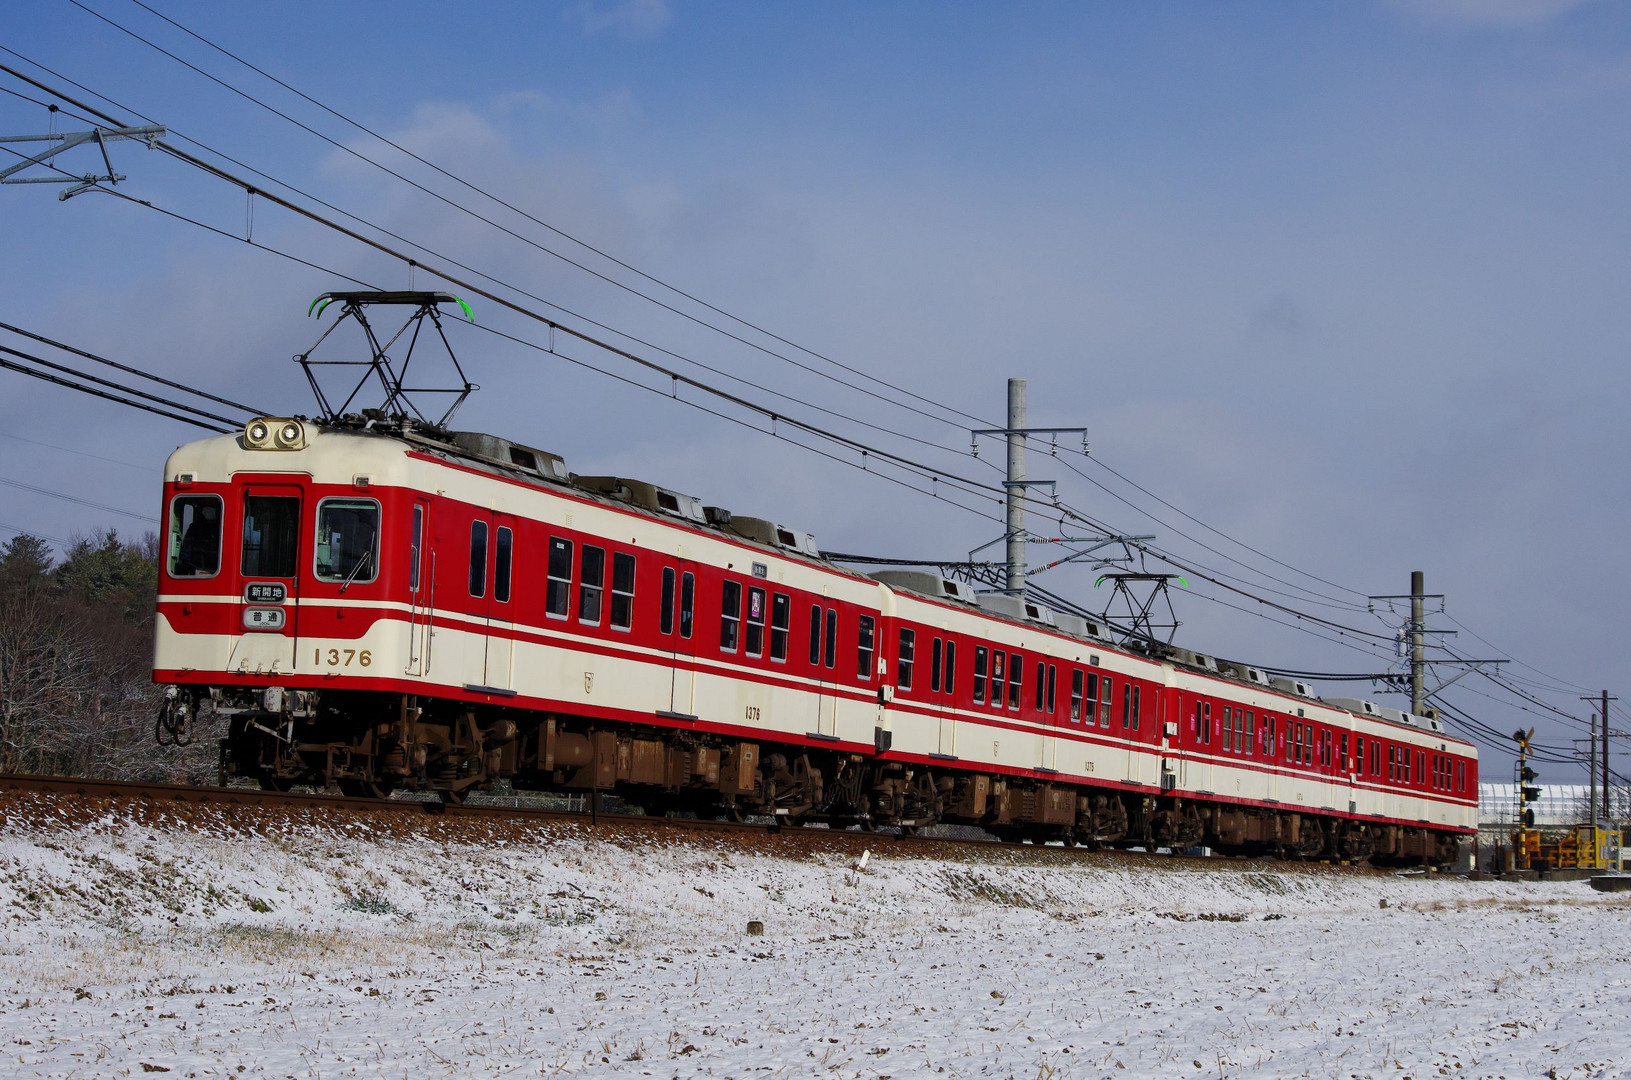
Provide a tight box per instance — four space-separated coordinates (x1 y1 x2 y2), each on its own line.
1 799 1628 1079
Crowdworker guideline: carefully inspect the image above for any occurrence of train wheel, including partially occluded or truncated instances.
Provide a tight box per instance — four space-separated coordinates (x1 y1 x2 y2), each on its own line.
337 779 396 800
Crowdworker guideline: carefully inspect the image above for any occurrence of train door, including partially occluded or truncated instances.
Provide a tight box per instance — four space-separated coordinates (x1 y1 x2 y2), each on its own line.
658 562 698 717
814 601 839 738
405 500 432 677
235 483 302 674
932 634 957 757
480 511 517 692
1160 690 1182 792
1035 660 1058 771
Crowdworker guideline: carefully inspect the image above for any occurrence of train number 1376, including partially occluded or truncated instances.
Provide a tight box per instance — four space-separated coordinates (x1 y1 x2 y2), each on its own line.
314 648 372 667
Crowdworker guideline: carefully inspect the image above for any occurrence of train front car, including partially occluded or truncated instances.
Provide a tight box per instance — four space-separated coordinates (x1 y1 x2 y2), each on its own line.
155 416 416 795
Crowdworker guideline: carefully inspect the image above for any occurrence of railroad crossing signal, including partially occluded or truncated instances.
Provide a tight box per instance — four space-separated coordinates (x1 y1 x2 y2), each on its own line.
1514 728 1537 869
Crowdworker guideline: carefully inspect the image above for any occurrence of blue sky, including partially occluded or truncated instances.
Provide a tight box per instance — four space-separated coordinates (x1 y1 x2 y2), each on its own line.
3 0 1630 779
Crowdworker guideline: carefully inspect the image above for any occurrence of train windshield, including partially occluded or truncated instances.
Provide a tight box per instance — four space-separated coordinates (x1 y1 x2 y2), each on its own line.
168 494 222 577
242 496 300 578
314 498 380 584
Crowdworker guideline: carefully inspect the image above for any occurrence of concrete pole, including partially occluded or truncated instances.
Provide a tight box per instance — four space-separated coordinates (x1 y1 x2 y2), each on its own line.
1603 689 1611 823
1005 378 1027 596
1410 570 1426 716
1591 698 1599 831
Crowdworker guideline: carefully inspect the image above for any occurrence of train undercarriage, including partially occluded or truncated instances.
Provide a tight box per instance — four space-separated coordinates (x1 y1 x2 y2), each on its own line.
189 686 1460 868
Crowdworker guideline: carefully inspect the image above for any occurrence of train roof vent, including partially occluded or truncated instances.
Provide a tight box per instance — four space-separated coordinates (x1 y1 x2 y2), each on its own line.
573 476 708 524
1219 661 1269 686
449 431 569 481
1021 601 1057 627
1406 712 1444 733
1054 612 1088 637
703 505 733 526
1269 676 1314 698
1171 650 1221 674
869 569 977 604
1327 697 1381 718
975 593 1028 621
724 516 821 557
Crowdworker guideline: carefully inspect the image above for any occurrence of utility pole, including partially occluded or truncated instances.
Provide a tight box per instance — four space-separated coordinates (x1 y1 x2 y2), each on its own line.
1410 570 1426 716
1582 691 1617 826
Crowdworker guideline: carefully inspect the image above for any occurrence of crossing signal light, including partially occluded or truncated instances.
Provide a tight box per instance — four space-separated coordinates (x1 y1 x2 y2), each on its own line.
1521 784 1541 802
1521 766 1537 783
1522 808 1536 828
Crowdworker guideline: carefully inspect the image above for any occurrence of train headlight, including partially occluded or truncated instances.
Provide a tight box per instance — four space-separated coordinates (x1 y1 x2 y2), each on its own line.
273 420 307 450
246 419 271 447
245 418 308 451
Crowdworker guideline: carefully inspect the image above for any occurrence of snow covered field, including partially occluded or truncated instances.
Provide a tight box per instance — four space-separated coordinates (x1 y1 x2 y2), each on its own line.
1 797 1627 1079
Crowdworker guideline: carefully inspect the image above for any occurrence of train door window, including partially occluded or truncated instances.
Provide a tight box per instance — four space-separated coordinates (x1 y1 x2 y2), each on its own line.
1122 683 1132 731
242 495 300 578
720 580 742 652
1046 664 1057 715
931 638 944 693
610 553 636 630
1034 661 1046 712
1007 653 1022 710
823 607 838 669
1223 708 1235 752
898 629 916 691
973 647 988 704
660 567 676 635
1387 746 1396 782
990 651 1006 708
944 641 957 696
579 545 606 626
1097 677 1111 728
1264 715 1276 755
168 493 222 577
1371 740 1380 776
1353 736 1363 772
409 504 424 593
744 586 766 656
1131 685 1141 732
680 572 695 639
1071 670 1085 722
315 498 380 585
1243 711 1254 756
770 593 790 661
857 615 875 680
467 519 488 597
1340 733 1349 772
1456 761 1466 791
809 605 822 665
493 526 513 604
546 538 573 619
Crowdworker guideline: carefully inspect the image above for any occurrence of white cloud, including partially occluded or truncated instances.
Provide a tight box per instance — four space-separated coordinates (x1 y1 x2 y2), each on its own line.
568 0 674 39
1387 0 1595 28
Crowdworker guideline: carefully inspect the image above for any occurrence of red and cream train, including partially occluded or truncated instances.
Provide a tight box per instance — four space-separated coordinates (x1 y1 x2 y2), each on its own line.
154 415 1476 864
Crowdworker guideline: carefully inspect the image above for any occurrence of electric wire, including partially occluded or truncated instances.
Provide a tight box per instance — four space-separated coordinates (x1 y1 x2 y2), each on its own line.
0 473 151 522
0 341 245 428
0 351 235 432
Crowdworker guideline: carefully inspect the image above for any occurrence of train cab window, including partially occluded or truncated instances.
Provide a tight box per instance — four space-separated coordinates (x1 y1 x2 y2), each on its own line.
546 538 573 619
931 638 944 694
579 545 606 626
1046 664 1057 715
314 498 380 586
467 519 488 597
898 629 916 691
823 608 838 669
744 586 766 656
409 505 424 593
242 495 300 579
1034 661 1046 712
973 647 988 704
660 567 676 635
1007 653 1022 710
857 615 875 680
944 641 957 696
680 571 695 639
770 593 790 661
1070 670 1085 722
720 580 742 652
168 494 222 578
610 552 635 630
809 605 822 665
493 526 513 604
990 651 1005 708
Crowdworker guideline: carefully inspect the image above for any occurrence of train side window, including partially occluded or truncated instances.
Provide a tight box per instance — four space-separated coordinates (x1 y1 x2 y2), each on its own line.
579 545 606 626
315 498 380 585
944 641 957 696
973 647 988 704
931 638 944 693
1071 670 1085 722
990 651 1006 708
770 593 790 661
467 519 488 597
1223 707 1235 752
1456 760 1466 791
720 580 742 652
1034 661 1045 712
660 567 676 635
1242 711 1254 756
1340 733 1349 772
610 552 635 630
493 526 513 604
546 538 573 619
168 493 222 578
809 605 822 665
823 607 837 669
1046 664 1057 715
744 586 766 656
243 495 301 579
898 629 916 691
1097 677 1111 728
857 615 875 680
680 572 695 639
1007 653 1022 710
409 504 424 593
